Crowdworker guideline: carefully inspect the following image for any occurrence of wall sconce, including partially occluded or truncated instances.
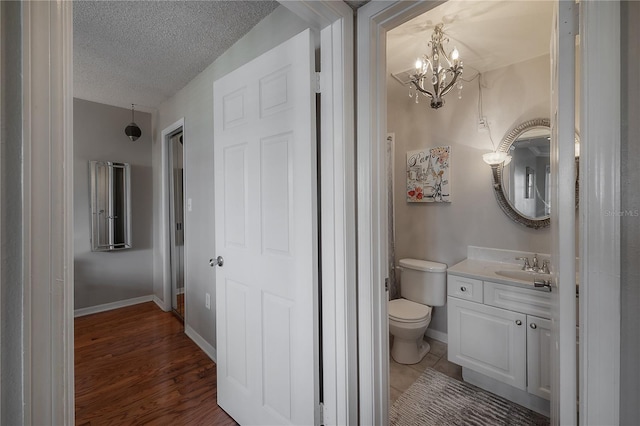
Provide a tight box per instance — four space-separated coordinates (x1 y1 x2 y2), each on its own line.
482 151 511 166
124 104 142 141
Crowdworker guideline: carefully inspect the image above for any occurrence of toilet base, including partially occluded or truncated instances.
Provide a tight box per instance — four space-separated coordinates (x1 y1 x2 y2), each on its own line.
391 337 431 365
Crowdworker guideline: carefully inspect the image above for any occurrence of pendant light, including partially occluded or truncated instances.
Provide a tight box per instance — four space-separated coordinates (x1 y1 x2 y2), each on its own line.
124 104 142 141
409 23 463 109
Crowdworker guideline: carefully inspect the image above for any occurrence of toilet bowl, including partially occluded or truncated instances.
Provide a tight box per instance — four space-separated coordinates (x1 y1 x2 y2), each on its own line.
389 299 432 364
389 259 446 364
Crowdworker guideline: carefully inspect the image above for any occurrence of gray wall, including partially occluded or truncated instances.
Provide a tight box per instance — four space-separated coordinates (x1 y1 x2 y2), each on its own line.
1 2 24 423
153 6 309 350
620 1 640 422
74 98 153 309
387 55 552 334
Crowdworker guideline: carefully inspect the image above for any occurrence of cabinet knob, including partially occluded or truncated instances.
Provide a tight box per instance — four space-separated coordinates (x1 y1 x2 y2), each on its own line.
530 323 537 329
460 286 467 292
515 320 522 326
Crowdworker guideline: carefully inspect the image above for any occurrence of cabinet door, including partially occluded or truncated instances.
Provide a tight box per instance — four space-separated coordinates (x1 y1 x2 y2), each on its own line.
527 315 551 400
448 297 527 390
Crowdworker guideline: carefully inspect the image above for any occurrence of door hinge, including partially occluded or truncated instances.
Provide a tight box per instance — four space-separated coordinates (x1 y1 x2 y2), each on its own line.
315 72 321 94
318 402 325 424
385 277 389 292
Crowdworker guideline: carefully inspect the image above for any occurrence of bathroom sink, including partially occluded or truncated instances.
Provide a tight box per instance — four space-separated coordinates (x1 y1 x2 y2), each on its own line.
495 269 550 282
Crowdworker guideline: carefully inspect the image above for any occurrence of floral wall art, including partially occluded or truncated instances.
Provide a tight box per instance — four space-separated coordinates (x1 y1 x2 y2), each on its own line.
406 146 451 203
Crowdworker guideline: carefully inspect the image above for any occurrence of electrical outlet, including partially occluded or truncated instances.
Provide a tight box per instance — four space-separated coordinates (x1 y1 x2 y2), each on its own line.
478 116 488 131
205 293 211 309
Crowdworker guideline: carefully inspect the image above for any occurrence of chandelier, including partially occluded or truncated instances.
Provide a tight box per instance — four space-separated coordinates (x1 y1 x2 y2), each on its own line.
409 23 463 109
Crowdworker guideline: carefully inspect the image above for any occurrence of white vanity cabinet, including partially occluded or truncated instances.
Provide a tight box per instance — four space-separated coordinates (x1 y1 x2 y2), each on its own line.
448 297 527 390
448 274 552 401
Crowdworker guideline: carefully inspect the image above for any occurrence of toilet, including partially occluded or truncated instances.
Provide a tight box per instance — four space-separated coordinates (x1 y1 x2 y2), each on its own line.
389 258 447 364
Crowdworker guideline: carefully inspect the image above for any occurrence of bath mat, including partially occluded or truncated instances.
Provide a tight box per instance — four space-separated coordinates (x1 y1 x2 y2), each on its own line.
390 368 549 426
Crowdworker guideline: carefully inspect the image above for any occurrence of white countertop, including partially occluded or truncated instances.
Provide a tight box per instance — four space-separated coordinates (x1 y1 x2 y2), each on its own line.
448 258 579 295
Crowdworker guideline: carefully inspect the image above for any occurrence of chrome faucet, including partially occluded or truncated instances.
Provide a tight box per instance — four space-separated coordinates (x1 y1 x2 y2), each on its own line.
515 256 532 271
531 254 539 271
541 260 550 274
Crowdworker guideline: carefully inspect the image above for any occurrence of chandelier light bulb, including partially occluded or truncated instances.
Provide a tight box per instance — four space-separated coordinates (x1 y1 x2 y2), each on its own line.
415 58 423 70
451 48 459 60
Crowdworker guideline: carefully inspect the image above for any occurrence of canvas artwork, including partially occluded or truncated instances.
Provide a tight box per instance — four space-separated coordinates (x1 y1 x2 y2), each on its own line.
406 146 451 203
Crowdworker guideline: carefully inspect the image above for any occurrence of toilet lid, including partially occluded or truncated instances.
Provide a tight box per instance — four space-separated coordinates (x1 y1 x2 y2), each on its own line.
388 299 432 322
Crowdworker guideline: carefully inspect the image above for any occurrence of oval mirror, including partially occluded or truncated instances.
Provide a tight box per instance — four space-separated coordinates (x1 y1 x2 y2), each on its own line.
491 119 554 228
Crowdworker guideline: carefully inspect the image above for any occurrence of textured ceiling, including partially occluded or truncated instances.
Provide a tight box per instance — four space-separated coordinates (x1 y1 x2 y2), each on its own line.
387 1 554 78
74 0 279 110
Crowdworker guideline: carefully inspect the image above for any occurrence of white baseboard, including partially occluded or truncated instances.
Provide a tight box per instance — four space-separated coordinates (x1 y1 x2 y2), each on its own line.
185 325 217 363
426 328 448 344
153 295 169 312
74 295 153 317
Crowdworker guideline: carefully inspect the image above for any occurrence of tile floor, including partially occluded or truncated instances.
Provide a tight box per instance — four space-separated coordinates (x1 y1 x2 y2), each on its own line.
389 336 463 404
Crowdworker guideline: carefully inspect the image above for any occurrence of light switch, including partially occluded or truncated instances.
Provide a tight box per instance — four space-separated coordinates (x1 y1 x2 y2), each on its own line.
187 198 193 212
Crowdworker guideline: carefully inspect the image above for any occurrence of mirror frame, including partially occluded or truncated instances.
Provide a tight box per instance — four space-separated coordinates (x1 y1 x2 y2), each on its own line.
89 160 132 251
491 118 551 229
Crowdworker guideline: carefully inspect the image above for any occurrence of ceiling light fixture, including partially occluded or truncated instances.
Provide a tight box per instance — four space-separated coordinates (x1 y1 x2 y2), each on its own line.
409 23 464 109
124 104 142 141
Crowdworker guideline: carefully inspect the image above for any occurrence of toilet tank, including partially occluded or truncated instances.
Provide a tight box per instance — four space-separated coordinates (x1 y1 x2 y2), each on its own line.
399 258 447 307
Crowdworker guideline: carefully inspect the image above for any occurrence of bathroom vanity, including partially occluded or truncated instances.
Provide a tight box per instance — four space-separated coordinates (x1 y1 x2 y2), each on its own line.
446 247 578 417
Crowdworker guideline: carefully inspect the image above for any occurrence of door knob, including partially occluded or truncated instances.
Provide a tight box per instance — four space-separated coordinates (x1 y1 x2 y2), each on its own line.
515 320 522 326
209 256 224 267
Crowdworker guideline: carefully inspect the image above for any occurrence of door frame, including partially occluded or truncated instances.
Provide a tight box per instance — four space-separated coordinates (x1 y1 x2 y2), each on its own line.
24 1 355 424
19 1 75 424
356 0 622 424
160 119 186 313
356 3 444 423
579 1 621 423
280 3 357 424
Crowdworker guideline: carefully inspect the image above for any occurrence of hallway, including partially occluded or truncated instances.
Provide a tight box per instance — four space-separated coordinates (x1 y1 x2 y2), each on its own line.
75 302 236 425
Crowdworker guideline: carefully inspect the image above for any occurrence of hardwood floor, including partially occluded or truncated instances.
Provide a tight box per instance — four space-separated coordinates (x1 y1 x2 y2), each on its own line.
75 302 236 426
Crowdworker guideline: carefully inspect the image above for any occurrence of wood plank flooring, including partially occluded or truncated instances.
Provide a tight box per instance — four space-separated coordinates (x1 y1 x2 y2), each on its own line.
75 302 236 426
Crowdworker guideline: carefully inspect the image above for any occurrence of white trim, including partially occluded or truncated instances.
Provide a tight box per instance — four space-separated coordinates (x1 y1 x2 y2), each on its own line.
550 2 577 423
425 329 447 344
21 1 75 424
357 2 441 424
153 295 165 310
579 1 621 424
319 13 358 426
73 296 154 318
279 3 357 425
160 118 185 313
185 325 217 363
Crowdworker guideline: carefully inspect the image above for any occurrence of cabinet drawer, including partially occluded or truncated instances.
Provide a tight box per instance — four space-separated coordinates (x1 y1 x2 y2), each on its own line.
484 281 551 318
448 274 483 302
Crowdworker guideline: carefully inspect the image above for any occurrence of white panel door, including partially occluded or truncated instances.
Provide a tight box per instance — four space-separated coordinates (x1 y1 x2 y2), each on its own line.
549 2 578 424
213 29 318 426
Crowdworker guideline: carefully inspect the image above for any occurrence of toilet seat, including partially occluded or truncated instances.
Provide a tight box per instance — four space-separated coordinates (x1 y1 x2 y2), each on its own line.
388 298 432 323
